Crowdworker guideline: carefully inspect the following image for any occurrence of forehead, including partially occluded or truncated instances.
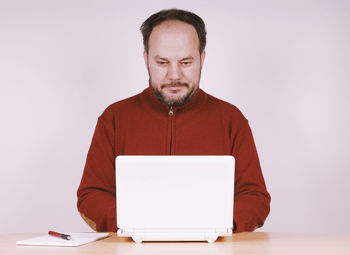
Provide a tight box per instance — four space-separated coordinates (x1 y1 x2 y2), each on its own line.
148 20 200 57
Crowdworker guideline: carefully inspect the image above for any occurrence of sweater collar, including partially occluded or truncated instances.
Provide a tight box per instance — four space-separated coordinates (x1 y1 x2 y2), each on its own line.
141 84 207 116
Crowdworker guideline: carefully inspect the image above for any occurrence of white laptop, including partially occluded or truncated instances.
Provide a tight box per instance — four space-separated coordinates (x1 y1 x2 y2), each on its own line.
115 155 235 243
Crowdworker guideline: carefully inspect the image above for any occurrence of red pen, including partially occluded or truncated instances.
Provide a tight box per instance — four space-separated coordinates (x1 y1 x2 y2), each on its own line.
48 231 71 240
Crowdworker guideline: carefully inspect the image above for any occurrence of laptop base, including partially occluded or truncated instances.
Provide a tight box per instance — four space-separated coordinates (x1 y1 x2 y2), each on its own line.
117 228 232 243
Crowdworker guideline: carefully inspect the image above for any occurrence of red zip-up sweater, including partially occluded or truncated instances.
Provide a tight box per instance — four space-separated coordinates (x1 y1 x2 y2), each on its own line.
77 87 270 232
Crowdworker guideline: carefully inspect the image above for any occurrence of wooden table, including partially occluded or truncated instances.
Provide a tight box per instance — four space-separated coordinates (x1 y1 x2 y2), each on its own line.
2 232 350 255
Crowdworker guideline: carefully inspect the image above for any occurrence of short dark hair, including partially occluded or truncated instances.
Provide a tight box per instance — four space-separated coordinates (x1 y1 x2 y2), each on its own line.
140 8 207 54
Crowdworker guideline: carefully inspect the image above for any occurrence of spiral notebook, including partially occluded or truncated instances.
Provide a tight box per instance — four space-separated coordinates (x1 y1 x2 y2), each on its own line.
16 232 110 247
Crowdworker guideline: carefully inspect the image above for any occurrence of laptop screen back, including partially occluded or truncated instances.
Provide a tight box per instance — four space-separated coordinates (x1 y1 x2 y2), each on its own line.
116 155 235 230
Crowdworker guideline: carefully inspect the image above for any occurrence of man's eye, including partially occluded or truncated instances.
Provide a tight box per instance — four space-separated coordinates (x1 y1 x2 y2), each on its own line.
157 61 167 65
182 61 192 65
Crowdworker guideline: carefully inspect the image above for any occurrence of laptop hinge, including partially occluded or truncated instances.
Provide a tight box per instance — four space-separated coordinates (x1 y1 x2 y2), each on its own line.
118 228 232 234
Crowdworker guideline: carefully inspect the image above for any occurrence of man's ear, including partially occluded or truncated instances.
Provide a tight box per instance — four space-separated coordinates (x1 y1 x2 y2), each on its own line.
143 50 148 68
200 50 206 68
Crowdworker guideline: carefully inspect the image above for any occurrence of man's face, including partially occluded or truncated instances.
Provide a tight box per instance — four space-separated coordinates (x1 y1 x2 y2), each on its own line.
144 20 206 107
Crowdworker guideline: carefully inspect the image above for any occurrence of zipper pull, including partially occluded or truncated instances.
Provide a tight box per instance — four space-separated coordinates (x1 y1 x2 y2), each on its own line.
169 106 174 116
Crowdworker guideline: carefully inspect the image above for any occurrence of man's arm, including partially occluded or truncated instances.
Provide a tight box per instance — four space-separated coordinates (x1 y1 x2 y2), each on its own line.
232 119 271 232
77 116 117 232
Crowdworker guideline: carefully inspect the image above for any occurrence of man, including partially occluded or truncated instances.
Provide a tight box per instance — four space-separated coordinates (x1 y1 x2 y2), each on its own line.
77 9 270 233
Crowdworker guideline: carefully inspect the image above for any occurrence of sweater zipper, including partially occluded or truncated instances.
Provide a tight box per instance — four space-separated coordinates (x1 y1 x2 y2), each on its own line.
168 106 175 154
169 106 174 116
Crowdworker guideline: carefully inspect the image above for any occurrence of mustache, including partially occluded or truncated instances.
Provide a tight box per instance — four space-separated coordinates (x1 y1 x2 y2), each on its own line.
161 82 189 89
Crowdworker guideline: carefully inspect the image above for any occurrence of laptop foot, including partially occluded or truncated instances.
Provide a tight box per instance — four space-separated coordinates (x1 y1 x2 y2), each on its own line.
131 234 143 243
206 233 218 243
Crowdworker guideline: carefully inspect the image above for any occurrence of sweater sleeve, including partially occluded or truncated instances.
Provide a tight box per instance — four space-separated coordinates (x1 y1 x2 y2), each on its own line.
232 118 271 232
77 115 117 232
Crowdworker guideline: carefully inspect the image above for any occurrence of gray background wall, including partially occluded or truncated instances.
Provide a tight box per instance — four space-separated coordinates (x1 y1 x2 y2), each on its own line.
1 0 349 234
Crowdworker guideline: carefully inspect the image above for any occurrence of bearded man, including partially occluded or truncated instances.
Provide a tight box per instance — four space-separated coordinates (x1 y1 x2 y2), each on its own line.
77 8 271 233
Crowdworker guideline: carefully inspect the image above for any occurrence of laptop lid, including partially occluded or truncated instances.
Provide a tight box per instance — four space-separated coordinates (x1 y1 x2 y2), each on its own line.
116 155 235 232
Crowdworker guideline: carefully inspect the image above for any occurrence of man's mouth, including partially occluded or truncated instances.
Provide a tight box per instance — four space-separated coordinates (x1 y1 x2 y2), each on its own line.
161 82 189 89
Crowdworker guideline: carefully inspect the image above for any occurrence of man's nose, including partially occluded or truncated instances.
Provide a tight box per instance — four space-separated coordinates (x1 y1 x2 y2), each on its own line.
167 63 183 80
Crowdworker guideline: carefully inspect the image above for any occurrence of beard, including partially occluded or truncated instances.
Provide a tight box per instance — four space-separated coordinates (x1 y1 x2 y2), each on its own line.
150 81 199 107
146 54 203 107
